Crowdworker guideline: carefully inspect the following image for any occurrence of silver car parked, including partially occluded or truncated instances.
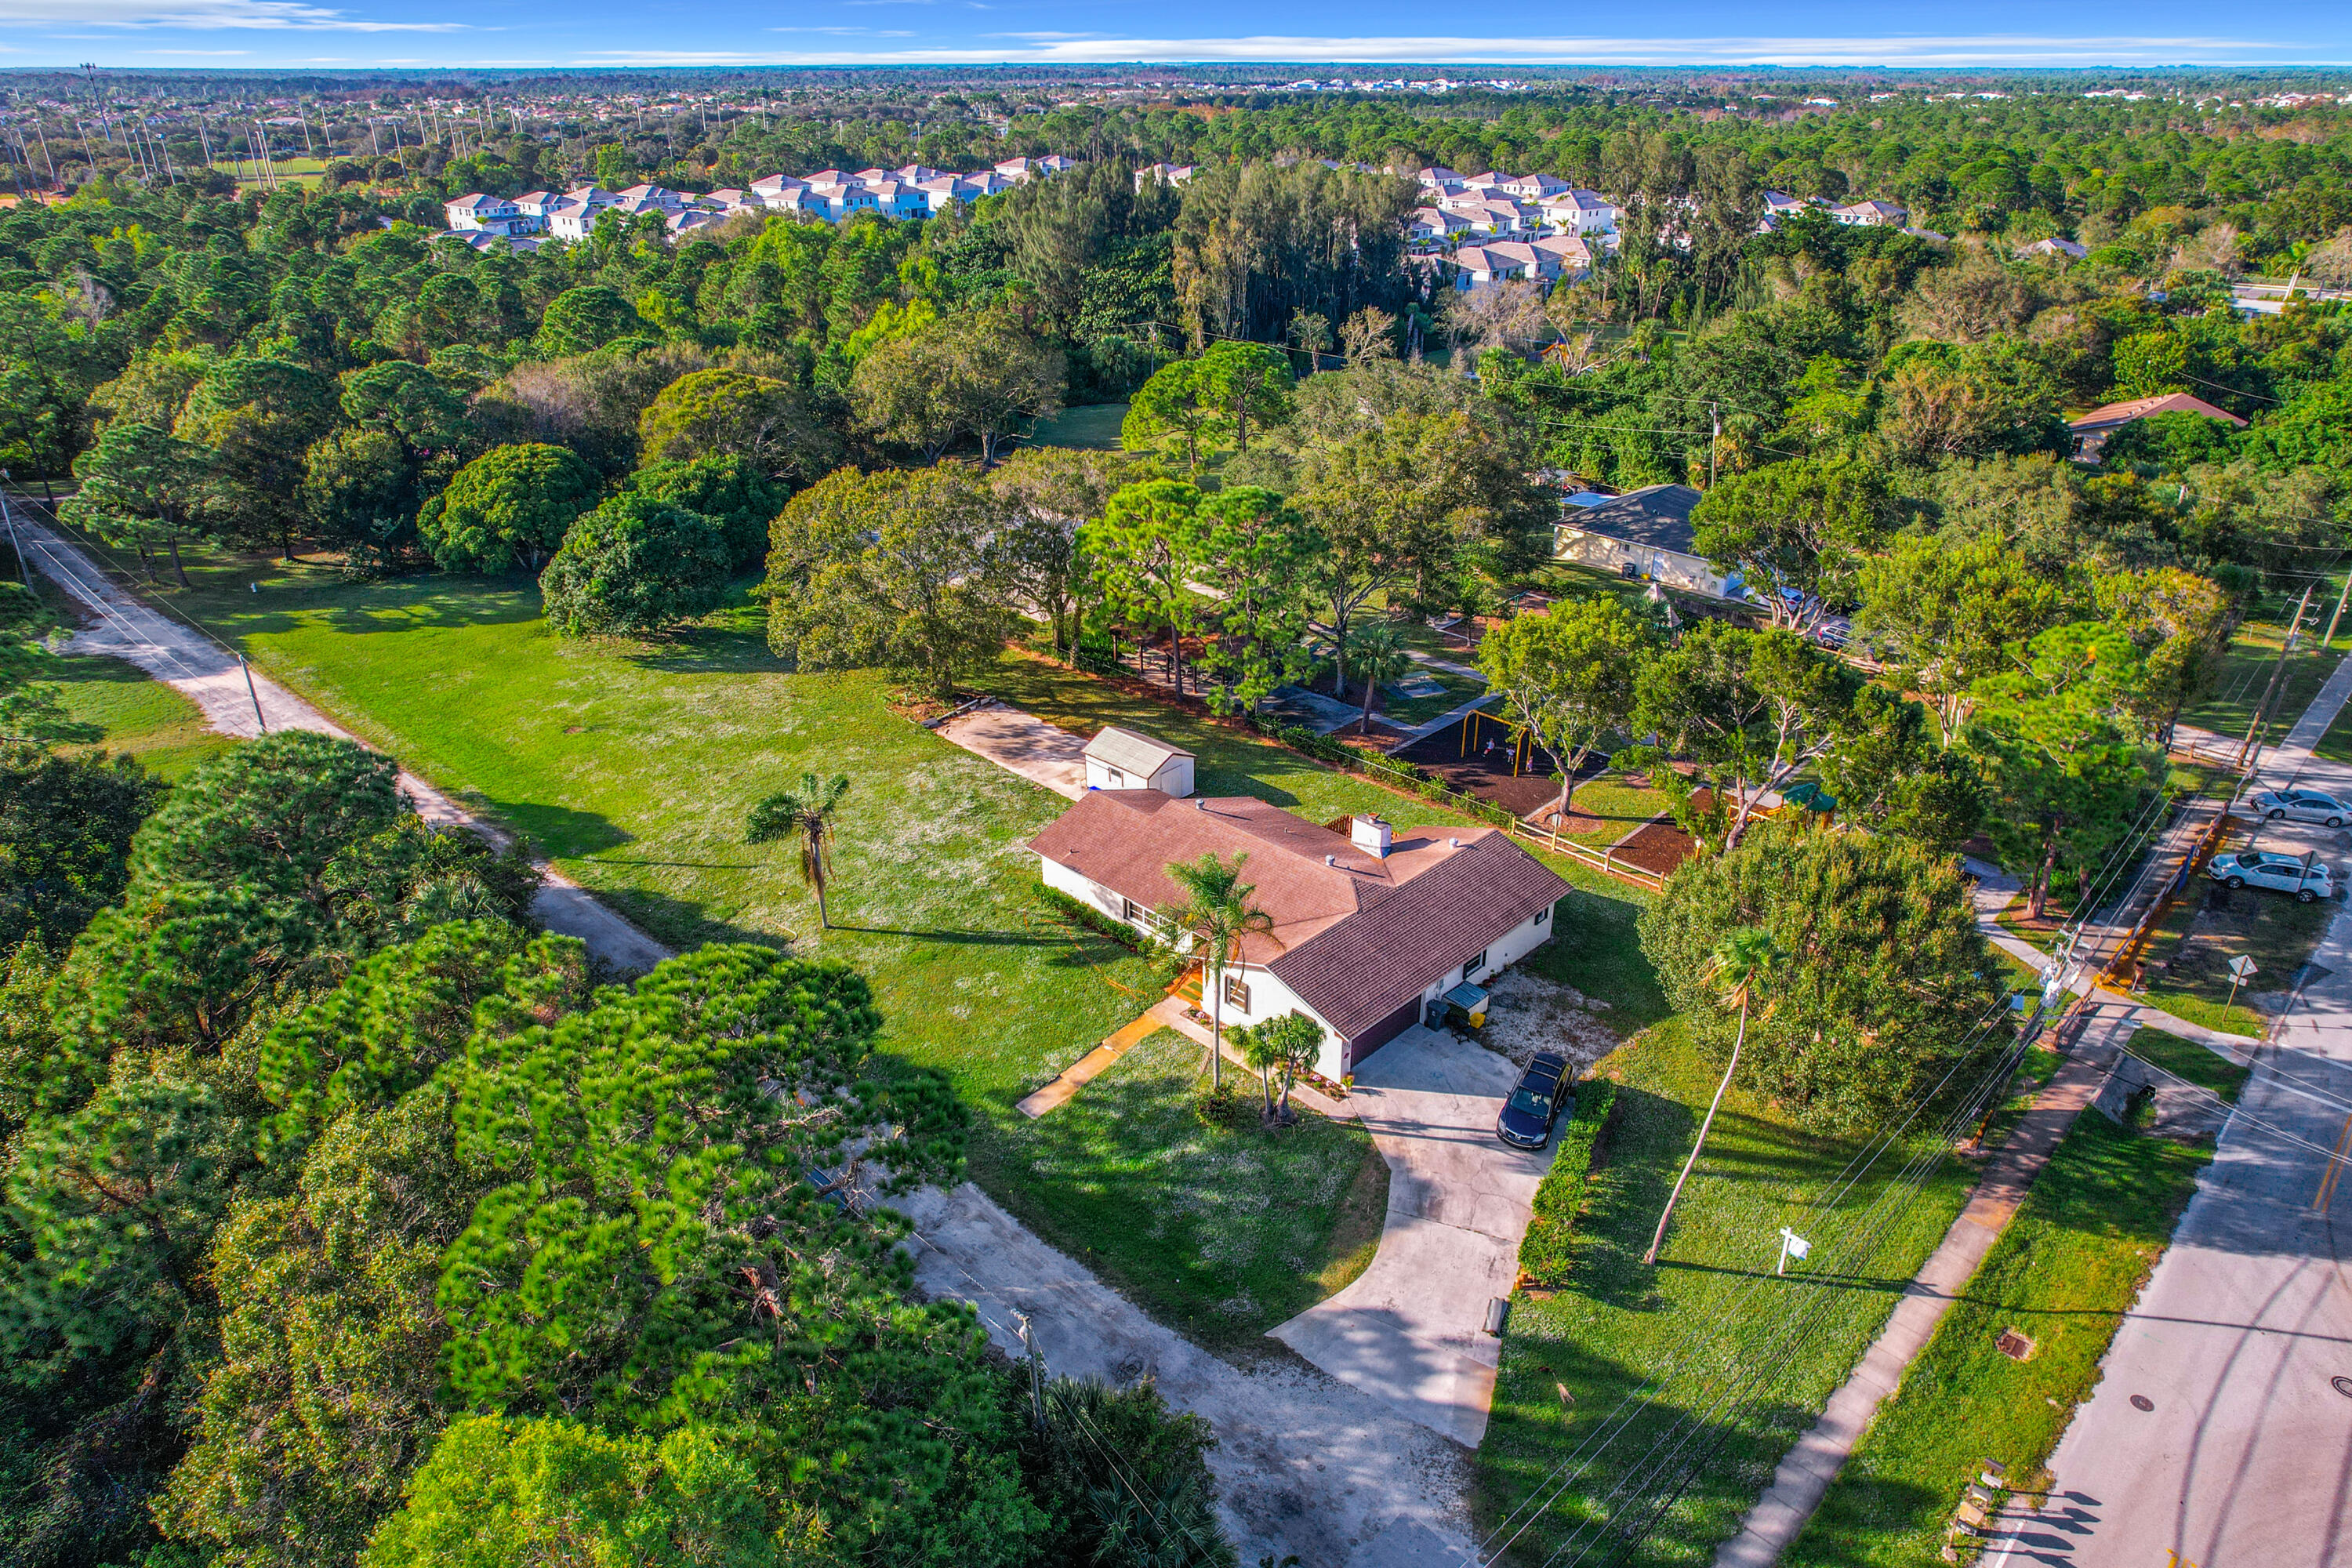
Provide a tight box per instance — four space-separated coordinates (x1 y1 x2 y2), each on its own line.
2209 849 2336 903
2251 788 2352 827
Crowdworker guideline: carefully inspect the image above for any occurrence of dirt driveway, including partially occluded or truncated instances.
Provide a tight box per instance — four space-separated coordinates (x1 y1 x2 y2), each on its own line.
1271 1026 1555 1448
896 1182 1481 1567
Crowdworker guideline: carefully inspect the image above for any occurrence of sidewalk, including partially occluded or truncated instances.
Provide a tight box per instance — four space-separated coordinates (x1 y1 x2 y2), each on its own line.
1712 1004 2129 1568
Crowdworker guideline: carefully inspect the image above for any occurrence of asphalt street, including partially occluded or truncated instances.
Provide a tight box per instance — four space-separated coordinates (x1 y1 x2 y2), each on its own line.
1991 663 2352 1568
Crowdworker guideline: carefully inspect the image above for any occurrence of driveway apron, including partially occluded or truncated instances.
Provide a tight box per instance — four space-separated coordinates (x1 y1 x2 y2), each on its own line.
1272 1025 1556 1447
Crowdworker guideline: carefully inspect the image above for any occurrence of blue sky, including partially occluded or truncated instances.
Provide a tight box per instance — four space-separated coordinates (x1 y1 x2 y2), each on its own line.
3 0 2347 73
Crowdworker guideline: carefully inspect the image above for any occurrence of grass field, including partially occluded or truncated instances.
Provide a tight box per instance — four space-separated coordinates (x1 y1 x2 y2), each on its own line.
2180 594 2348 746
50 655 238 779
1784 1112 2212 1567
1477 1019 1984 1566
2134 868 2332 1037
76 540 1664 1346
2122 1026 2253 1103
1026 401 1130 451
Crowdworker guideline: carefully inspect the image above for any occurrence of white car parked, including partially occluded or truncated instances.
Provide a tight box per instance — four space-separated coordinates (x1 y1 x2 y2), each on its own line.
2250 788 2352 827
2208 848 2337 902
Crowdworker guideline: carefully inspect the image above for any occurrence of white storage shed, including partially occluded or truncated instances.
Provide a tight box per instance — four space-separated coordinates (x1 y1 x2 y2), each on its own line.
1083 726 1195 798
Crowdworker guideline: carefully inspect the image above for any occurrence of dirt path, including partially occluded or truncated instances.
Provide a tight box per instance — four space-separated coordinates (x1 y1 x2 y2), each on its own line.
16 506 673 972
897 1181 1483 1568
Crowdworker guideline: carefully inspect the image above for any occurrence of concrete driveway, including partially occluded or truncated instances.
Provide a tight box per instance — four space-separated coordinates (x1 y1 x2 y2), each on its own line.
934 703 1087 799
1272 1025 1555 1447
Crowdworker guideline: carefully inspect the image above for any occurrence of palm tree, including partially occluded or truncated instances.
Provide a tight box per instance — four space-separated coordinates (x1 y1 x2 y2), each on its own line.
1644 927 1785 1266
1240 1012 1323 1124
1159 851 1277 1094
746 772 851 929
1346 619 1415 735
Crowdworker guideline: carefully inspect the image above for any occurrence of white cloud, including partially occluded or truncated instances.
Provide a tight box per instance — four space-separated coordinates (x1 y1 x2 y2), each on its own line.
577 32 2311 67
1 0 462 31
136 45 252 52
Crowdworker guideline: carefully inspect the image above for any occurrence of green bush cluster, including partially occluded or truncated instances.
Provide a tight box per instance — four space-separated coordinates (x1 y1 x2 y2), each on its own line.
1036 884 1149 953
1516 1078 1618 1286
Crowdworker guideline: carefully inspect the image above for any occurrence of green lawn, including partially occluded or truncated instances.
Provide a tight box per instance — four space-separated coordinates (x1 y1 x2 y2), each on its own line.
996 1029 1388 1347
2179 601 2347 746
2123 1026 2252 1103
98 543 1662 1344
1784 1113 2212 1567
50 655 240 779
1026 401 1130 451
1478 1019 1982 1566
2135 867 2332 1037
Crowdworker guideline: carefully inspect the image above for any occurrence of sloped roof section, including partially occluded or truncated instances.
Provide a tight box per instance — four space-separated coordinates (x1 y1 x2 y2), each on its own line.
2067 391 2246 432
1268 834 1572 1040
1083 725 1192 777
1563 483 1704 555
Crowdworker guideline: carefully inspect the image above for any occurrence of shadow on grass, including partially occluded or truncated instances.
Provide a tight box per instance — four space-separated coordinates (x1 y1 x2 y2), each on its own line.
481 798 635 856
1479 1335 1838 1568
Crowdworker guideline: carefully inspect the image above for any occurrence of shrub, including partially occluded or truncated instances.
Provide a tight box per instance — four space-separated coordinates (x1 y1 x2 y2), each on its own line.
1517 1079 1618 1285
1037 885 1146 952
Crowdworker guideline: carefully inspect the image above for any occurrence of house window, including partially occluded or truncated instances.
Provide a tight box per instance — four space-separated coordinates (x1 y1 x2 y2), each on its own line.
1224 974 1250 1012
1467 948 1490 978
1122 898 1145 924
1535 905 1550 926
1105 767 1126 786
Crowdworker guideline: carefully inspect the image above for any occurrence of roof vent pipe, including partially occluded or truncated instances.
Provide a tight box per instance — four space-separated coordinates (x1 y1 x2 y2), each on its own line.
1324 854 1336 866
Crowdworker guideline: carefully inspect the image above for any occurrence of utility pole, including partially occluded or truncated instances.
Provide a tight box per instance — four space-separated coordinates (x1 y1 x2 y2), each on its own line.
240 655 268 734
2239 583 2315 769
0 473 29 590
1708 400 1721 486
2325 566 2352 652
32 118 54 187
1014 1313 1047 1430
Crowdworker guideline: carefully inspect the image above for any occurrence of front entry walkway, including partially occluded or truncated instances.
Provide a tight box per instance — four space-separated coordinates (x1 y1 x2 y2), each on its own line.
934 702 1087 799
1015 996 1187 1117
1271 1025 1555 1446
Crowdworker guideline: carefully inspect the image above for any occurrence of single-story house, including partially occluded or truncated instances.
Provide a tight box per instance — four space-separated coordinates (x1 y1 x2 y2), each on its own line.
2019 237 2089 260
1831 198 1910 227
1553 483 1735 598
2066 391 2247 461
1030 793 1571 1080
1083 726 1195 797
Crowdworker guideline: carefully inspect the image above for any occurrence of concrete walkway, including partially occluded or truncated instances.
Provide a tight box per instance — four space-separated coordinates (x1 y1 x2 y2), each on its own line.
13 506 671 973
1712 1004 2129 1568
1015 996 1185 1116
1384 688 1500 753
1272 1025 1552 1447
933 702 1087 800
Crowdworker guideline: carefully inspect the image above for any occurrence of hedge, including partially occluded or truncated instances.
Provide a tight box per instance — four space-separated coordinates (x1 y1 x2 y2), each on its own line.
1517 1079 1619 1286
1036 885 1149 953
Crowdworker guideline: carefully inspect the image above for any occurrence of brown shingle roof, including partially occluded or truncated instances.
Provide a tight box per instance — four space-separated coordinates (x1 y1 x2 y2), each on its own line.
1029 792 1570 1033
1266 833 1570 1040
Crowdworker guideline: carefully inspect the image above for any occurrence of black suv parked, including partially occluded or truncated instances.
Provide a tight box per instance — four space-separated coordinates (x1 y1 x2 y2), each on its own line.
1497 1051 1570 1150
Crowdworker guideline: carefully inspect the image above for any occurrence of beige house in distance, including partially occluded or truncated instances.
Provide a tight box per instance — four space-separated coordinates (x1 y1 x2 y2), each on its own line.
1553 484 1736 599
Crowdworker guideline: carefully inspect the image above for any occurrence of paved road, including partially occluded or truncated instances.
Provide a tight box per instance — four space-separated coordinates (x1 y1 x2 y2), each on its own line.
13 506 672 973
1272 1025 1553 1448
1988 653 2352 1568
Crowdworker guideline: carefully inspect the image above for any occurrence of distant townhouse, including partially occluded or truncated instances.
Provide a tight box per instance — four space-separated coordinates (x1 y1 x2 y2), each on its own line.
1538 188 1621 235
1407 205 1475 245
2066 391 2246 461
2019 236 2089 260
1135 162 1198 190
443 193 542 235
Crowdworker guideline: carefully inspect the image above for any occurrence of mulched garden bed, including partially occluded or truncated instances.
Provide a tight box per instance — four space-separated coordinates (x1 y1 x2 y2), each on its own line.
1396 713 1606 822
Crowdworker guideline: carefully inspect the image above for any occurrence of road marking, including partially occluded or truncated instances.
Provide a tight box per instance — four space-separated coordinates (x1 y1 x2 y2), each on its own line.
2315 1111 2352 1212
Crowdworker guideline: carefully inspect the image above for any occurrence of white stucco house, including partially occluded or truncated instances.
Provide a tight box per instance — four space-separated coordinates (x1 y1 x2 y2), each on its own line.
1553 483 1737 599
1083 726 1195 797
1029 793 1570 1081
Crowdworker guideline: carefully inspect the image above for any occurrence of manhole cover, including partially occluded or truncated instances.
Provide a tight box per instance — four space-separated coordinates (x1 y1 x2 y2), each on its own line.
2333 1376 2352 1399
2129 1394 2155 1412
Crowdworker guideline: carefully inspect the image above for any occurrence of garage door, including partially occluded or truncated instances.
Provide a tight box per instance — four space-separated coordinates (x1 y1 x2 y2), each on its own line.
1346 994 1424 1072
